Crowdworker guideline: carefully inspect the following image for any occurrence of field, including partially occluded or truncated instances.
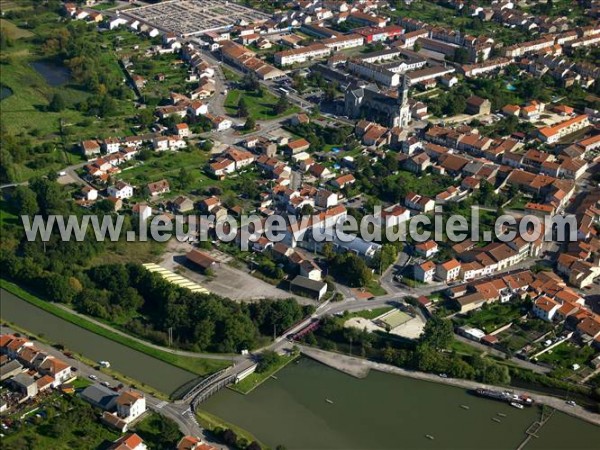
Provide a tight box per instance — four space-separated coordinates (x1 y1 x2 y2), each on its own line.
537 342 596 369
378 309 411 329
453 301 528 334
224 88 299 120
230 354 298 394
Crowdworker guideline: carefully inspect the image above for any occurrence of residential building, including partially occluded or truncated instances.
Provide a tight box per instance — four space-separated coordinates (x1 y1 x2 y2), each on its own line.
116 390 146 423
414 261 436 283
108 181 134 200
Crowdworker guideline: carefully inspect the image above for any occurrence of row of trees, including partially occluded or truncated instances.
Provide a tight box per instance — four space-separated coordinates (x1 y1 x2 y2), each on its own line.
73 263 314 352
306 314 511 385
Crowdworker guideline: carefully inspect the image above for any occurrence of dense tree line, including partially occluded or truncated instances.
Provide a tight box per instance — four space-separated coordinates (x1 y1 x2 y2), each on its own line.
304 315 511 385
71 263 314 352
1 180 313 353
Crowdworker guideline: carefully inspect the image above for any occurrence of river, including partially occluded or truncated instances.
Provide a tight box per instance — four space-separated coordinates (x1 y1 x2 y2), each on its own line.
203 357 599 449
0 289 197 395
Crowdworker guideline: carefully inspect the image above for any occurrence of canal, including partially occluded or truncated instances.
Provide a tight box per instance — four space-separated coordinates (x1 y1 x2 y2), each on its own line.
0 289 197 395
203 357 599 449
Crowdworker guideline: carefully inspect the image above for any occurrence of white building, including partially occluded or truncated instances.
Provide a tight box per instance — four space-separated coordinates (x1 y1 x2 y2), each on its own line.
116 390 146 423
108 181 133 199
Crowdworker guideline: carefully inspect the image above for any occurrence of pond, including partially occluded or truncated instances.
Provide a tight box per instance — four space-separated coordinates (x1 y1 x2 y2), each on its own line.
31 60 72 87
0 85 13 101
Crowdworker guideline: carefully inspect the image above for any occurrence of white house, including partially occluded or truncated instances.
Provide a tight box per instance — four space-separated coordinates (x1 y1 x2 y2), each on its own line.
38 357 72 387
81 186 98 201
436 259 461 282
102 138 120 154
132 203 152 222
116 390 146 423
414 240 439 258
108 181 133 199
414 261 436 283
211 116 233 131
532 296 560 321
379 204 411 229
187 101 208 117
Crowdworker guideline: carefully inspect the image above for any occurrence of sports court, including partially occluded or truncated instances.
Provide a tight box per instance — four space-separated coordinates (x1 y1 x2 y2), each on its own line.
376 309 412 329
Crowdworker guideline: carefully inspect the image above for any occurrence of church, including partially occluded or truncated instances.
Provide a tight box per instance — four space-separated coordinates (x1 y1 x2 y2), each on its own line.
343 75 411 128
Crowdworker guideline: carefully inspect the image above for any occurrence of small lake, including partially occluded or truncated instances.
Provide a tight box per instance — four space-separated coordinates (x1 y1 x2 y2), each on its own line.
31 60 72 87
0 85 13 101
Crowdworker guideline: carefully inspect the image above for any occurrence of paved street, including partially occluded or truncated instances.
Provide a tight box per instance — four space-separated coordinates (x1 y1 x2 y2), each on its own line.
0 325 212 442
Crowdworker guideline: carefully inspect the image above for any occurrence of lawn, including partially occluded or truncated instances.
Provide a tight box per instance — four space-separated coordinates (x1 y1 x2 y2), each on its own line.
230 353 298 394
0 18 34 39
1 396 120 450
224 88 299 120
537 342 596 369
0 280 230 381
454 301 527 334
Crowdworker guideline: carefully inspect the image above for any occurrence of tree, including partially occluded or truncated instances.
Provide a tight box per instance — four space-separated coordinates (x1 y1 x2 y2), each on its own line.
257 350 281 372
49 93 66 112
199 139 213 151
413 42 421 52
238 96 249 118
244 116 256 131
453 47 470 64
420 317 453 350
273 93 289 115
12 186 39 217
176 167 194 189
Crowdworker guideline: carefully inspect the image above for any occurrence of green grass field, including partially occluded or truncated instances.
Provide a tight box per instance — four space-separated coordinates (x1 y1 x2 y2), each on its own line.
379 309 411 329
225 88 299 120
230 354 298 394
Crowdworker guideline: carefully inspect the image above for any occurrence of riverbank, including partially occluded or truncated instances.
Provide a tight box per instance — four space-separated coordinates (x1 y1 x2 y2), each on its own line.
0 280 230 378
298 345 600 427
195 409 267 449
1 319 170 402
230 353 299 395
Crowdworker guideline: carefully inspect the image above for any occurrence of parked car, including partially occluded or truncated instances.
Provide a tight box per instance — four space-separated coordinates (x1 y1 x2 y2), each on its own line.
89 374 98 380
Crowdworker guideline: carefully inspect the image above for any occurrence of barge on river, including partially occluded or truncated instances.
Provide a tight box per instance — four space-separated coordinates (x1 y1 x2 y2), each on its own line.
472 388 534 406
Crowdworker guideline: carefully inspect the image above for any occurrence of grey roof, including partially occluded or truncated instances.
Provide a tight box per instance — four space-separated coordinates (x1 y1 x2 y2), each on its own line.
80 384 119 410
10 373 36 388
291 275 326 292
1 360 23 375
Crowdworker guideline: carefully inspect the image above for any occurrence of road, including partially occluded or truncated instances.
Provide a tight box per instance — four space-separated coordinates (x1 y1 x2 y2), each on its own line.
0 324 210 442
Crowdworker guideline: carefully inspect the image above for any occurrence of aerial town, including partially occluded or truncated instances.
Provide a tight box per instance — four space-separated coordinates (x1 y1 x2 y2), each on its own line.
0 0 600 448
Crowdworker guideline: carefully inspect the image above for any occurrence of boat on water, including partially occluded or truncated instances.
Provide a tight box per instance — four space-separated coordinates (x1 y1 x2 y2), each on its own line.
510 402 524 409
270 375 278 380
325 399 334 404
492 417 502 423
473 388 534 406
497 413 507 417
460 405 470 410
425 435 435 440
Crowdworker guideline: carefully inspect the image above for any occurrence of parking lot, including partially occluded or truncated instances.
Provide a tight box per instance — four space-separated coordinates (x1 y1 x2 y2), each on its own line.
123 0 270 36
158 240 311 303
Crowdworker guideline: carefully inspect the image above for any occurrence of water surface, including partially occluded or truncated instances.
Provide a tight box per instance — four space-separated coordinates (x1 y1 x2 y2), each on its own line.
203 357 599 449
31 60 71 86
0 289 197 395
